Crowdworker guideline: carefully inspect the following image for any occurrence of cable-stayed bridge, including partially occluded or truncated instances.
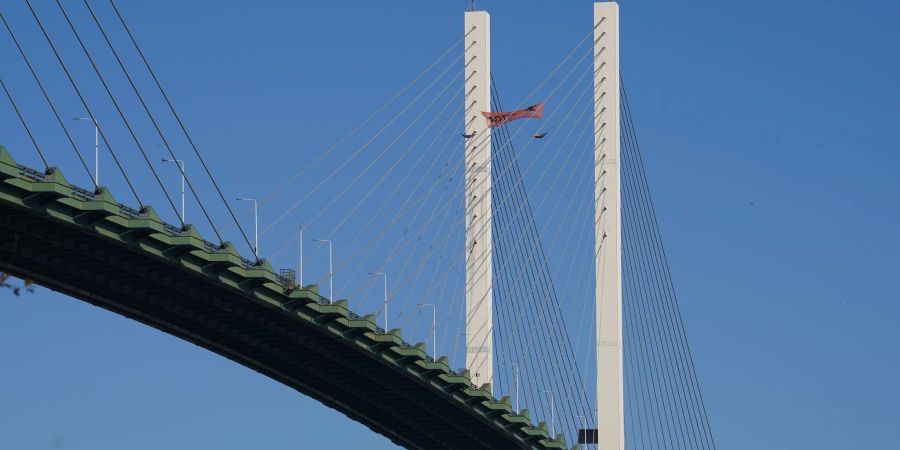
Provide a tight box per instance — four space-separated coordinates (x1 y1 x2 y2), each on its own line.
0 2 715 449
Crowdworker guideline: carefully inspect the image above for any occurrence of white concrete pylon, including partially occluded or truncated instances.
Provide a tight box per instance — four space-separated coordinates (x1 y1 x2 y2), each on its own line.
463 9 493 389
594 2 624 450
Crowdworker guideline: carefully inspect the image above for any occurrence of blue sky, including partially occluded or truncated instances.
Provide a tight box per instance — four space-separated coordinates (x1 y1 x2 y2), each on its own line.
1 1 899 449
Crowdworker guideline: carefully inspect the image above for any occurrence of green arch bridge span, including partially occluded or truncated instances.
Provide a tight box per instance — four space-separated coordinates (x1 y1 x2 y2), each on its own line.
0 147 574 450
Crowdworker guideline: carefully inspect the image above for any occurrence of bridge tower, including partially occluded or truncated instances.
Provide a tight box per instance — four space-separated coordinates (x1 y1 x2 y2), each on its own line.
594 2 624 449
463 9 493 389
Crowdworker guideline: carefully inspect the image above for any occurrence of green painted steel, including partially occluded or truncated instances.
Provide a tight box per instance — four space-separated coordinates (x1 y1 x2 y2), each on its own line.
0 146 573 450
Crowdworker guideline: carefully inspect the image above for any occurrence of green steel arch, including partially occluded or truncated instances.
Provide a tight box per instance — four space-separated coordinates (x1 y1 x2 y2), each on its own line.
0 146 579 450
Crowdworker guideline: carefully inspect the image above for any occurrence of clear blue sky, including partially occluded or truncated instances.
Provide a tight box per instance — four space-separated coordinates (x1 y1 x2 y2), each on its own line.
1 1 899 449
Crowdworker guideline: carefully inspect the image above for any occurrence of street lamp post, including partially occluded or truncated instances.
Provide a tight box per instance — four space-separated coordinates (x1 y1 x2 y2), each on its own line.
576 415 587 445
298 223 304 288
236 197 259 259
314 239 333 303
545 389 556 437
454 330 466 370
162 158 185 223
370 272 388 330
499 361 520 414
512 363 520 414
419 303 436 359
74 117 98 186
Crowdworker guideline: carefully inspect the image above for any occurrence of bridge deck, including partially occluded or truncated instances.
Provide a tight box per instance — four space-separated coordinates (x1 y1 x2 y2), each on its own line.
0 147 569 450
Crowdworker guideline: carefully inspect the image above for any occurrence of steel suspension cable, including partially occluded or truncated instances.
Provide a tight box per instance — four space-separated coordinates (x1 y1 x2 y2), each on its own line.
391 172 463 323
464 71 585 362
462 79 599 436
327 26 600 310
622 81 717 448
20 0 144 207
478 124 551 419
489 79 597 433
312 95 464 256
267 69 465 262
490 123 591 429
106 0 256 251
622 152 685 448
553 136 596 367
485 118 558 425
448 63 597 317
379 89 589 336
341 136 465 300
333 129 462 287
619 90 679 449
622 221 666 449
454 24 624 440
288 27 604 432
247 28 474 211
393 66 597 369
261 50 467 237
0 9 94 187
51 0 184 225
324 55 596 428
299 65 463 235
82 0 225 240
0 78 48 170
622 107 702 449
342 120 464 306
327 148 463 300
458 43 600 307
